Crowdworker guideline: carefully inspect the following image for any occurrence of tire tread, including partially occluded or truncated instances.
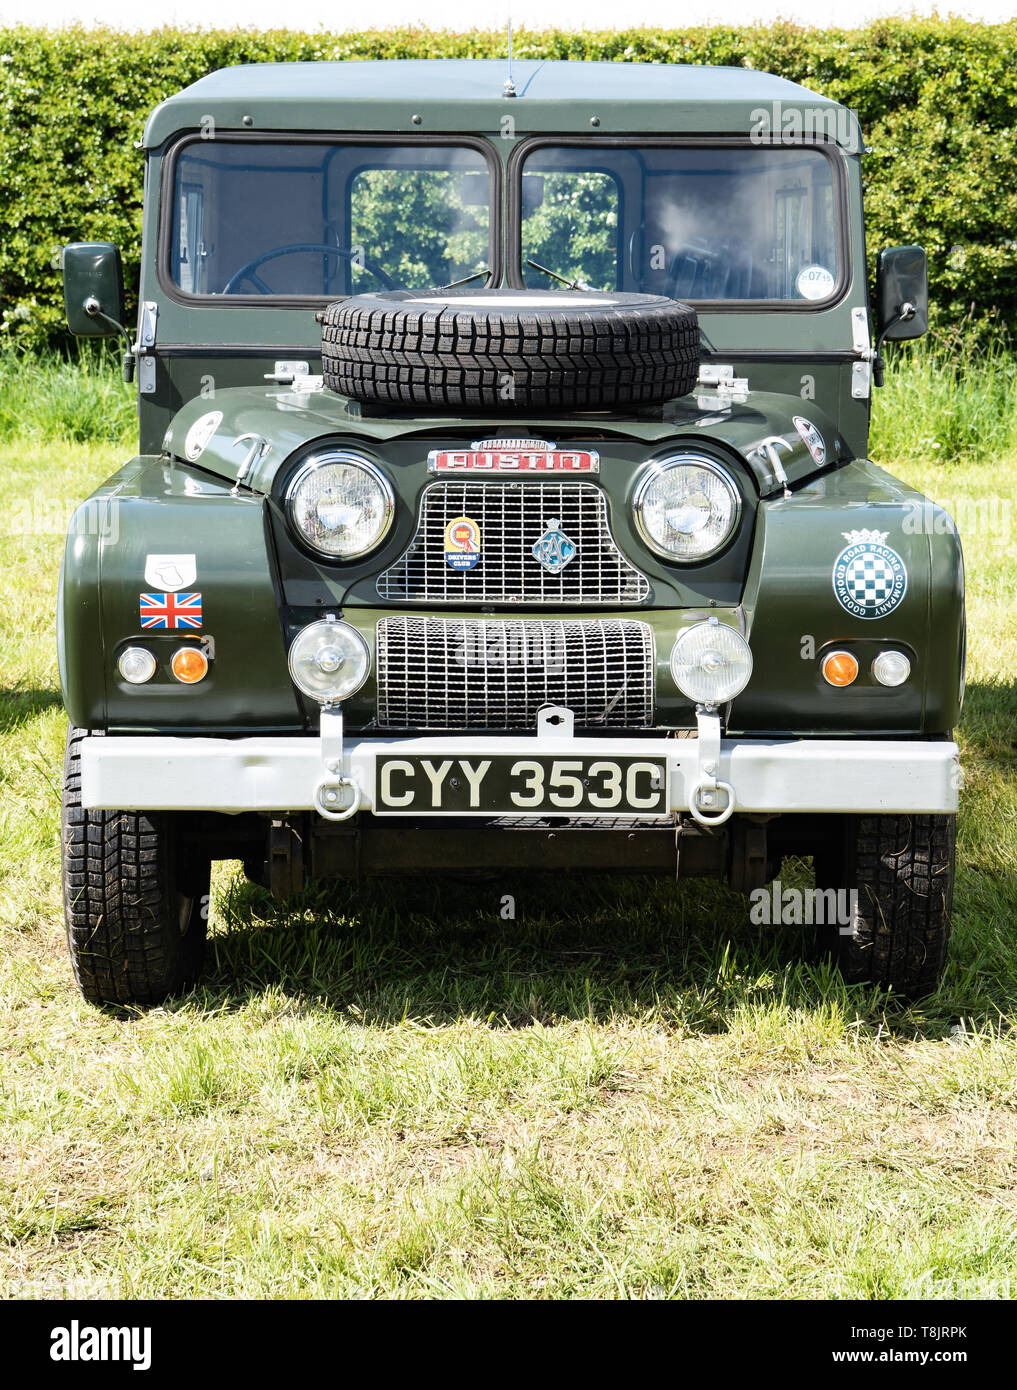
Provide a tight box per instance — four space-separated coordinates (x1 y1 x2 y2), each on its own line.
62 727 209 1006
816 812 955 996
320 290 701 410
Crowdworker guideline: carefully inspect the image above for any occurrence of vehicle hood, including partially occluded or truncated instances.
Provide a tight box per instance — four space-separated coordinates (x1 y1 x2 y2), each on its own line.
162 383 850 497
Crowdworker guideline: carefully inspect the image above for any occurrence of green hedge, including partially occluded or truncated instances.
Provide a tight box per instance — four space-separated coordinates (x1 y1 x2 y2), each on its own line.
2 19 1016 348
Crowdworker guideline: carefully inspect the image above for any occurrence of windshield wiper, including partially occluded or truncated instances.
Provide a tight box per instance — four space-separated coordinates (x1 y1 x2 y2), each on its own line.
526 259 590 291
432 267 490 291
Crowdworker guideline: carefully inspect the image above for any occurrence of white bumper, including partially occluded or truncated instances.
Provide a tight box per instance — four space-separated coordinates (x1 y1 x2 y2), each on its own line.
80 709 960 821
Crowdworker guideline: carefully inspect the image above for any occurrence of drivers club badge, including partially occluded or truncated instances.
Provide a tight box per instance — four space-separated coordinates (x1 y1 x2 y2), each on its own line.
445 516 482 570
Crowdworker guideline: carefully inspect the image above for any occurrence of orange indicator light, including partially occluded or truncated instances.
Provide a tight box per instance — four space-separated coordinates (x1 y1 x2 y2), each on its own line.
171 647 209 684
821 650 859 687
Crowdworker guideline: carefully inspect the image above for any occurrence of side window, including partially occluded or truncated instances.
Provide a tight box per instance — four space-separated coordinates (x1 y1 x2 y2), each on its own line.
521 171 620 291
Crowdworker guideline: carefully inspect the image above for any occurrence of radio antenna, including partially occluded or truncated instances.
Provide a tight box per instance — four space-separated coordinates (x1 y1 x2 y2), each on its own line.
504 10 517 97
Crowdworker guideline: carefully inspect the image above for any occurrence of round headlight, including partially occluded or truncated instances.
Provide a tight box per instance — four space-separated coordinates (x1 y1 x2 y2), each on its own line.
670 620 753 706
288 619 371 704
287 450 393 560
634 455 741 562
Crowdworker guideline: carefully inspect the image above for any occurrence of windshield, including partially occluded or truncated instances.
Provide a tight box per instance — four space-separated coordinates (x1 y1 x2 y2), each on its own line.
169 139 494 297
518 142 842 304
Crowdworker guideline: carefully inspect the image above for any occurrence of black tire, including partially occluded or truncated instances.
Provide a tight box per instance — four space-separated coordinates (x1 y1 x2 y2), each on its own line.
320 287 700 411
814 813 956 997
61 727 211 1006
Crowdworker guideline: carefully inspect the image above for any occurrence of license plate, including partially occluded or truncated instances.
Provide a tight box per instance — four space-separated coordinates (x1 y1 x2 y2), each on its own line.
374 755 668 815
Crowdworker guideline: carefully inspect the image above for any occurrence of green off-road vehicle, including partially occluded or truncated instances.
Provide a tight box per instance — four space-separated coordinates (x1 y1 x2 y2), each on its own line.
58 59 964 1005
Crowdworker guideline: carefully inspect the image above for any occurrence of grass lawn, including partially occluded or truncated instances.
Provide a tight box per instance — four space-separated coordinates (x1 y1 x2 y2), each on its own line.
1 413 1016 1298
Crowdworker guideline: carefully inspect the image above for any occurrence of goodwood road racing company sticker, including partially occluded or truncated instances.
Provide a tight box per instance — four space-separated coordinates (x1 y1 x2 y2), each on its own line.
793 416 827 466
445 516 482 571
832 529 907 619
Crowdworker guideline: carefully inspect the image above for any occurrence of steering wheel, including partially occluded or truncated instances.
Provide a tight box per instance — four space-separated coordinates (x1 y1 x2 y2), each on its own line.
222 243 395 295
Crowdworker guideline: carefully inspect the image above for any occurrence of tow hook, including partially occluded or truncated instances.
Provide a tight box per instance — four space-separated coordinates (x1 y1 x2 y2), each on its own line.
315 707 361 821
688 706 736 826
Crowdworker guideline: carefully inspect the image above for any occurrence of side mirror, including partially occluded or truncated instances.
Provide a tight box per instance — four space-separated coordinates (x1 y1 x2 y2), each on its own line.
62 242 125 337
876 245 928 341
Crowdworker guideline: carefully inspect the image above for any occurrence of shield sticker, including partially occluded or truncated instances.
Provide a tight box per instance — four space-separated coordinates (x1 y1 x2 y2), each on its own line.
145 553 197 592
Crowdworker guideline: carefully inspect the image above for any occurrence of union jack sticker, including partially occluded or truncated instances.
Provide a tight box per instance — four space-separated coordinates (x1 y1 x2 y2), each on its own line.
139 591 203 629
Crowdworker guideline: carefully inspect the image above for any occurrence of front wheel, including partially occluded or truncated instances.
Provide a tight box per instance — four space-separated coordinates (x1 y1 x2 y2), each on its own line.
61 727 210 1006
814 813 956 997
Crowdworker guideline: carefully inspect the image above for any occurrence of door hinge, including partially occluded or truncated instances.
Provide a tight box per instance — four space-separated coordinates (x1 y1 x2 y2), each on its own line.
851 307 874 399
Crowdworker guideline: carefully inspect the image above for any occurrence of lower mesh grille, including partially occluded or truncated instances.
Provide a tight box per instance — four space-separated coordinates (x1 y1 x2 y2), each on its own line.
376 616 655 730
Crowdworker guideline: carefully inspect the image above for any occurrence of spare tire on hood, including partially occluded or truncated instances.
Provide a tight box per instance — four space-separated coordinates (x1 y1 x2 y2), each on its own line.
320 287 700 412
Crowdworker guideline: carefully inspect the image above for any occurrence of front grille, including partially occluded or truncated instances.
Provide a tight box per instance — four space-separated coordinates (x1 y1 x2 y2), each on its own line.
377 480 650 605
376 616 655 730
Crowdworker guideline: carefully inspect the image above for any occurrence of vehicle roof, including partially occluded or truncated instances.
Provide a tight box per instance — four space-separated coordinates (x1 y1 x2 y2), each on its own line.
143 59 858 148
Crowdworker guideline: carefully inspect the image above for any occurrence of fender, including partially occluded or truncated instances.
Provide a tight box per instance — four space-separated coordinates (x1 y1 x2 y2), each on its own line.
737 460 964 734
59 456 301 732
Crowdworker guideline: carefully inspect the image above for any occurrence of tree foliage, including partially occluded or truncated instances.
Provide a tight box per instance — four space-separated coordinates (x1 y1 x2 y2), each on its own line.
1 19 1015 346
